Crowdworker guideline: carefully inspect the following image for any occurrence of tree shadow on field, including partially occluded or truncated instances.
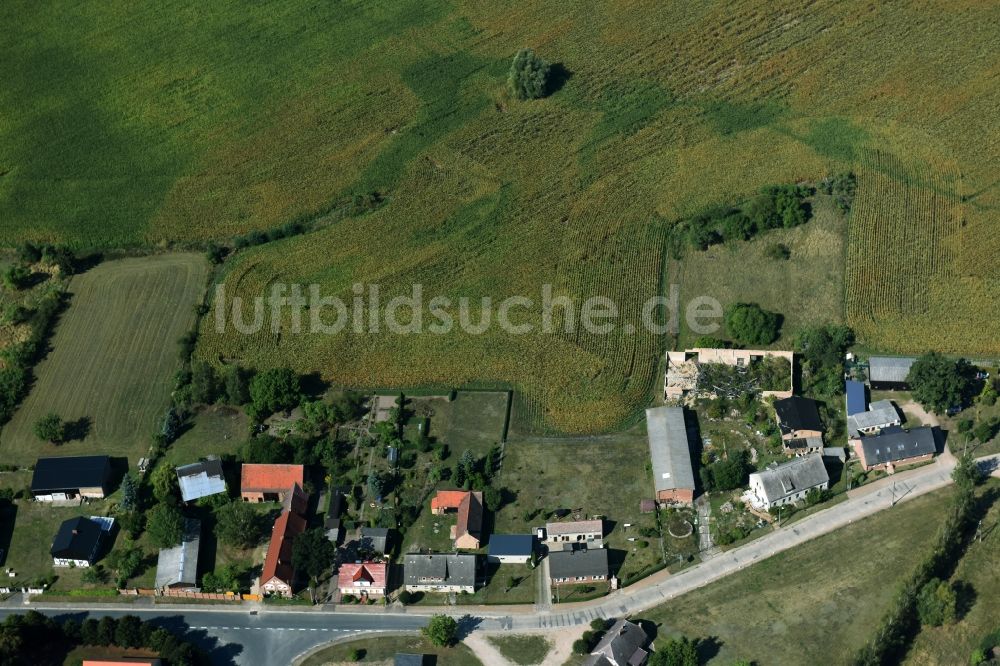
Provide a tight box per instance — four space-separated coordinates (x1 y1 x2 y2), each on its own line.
64 416 91 442
696 636 724 662
547 63 572 96
300 372 330 399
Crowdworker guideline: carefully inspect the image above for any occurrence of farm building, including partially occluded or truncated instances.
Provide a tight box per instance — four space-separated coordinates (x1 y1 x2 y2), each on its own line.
176 459 226 503
645 406 695 505
360 527 390 554
241 463 305 502
847 399 902 437
745 454 830 511
337 562 387 599
155 518 201 591
584 618 650 666
403 553 477 594
868 356 917 390
51 516 108 567
260 507 308 597
487 534 534 564
854 426 937 472
773 396 824 453
548 548 609 586
545 519 604 548
31 455 111 501
429 490 483 549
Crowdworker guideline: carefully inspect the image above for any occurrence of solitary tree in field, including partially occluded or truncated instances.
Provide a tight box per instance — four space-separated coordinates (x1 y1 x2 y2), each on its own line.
249 367 301 417
422 614 458 647
508 48 551 100
33 412 66 444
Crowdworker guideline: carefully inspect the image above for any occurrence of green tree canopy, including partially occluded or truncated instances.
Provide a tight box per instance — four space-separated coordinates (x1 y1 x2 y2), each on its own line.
291 528 336 599
908 352 976 414
146 503 185 548
150 463 180 505
422 614 458 647
33 412 65 444
249 367 301 417
215 500 267 548
724 303 781 346
508 48 551 100
916 578 957 627
649 636 699 666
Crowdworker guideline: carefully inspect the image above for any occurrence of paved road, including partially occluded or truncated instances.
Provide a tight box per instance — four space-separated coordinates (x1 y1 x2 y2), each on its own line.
11 454 997 665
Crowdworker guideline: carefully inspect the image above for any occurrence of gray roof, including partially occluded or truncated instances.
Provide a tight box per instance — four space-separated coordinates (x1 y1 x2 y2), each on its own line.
360 527 389 553
848 400 900 436
860 427 936 466
488 534 534 557
404 554 476 588
394 655 425 666
176 460 226 503
548 548 609 579
585 618 649 666
155 518 201 589
645 407 695 493
869 356 916 384
750 454 829 504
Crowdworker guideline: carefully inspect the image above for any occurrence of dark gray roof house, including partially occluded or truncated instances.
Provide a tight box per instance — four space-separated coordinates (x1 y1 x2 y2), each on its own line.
360 527 389 554
176 459 226 503
51 517 104 564
748 454 830 510
31 456 112 498
394 655 426 666
773 397 824 434
858 426 936 468
488 534 534 561
403 553 477 590
548 548 609 581
645 407 695 503
584 618 650 666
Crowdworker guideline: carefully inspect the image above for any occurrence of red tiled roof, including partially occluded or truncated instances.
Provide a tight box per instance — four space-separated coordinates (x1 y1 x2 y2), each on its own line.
431 490 468 511
261 509 307 588
337 562 387 590
456 491 483 539
241 464 304 493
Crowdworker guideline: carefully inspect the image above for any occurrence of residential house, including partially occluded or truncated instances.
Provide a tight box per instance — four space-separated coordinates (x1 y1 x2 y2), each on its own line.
853 426 937 472
240 464 305 502
155 518 201 591
868 356 917 390
548 548 609 586
176 459 226 503
403 554 477 594
31 455 111 501
645 406 695 505
429 490 483 549
260 505 308 597
487 535 534 565
51 516 107 567
584 618 650 666
847 399 902 438
337 562 387 598
773 396 824 453
360 527 390 555
394 656 426 666
545 519 603 548
746 454 830 511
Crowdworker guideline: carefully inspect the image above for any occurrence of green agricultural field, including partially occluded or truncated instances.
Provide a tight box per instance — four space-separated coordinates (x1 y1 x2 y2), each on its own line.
300 635 482 666
3 2 998 431
0 254 209 466
642 486 956 665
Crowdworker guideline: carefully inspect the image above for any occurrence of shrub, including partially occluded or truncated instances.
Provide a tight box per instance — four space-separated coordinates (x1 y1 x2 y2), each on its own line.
916 578 957 626
766 242 791 260
725 302 781 345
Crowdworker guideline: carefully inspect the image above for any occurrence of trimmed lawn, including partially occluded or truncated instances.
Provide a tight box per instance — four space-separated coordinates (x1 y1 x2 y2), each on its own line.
0 254 209 466
486 635 552 665
161 405 248 468
904 480 1000 665
300 635 482 666
496 428 666 585
456 563 536 605
641 486 957 664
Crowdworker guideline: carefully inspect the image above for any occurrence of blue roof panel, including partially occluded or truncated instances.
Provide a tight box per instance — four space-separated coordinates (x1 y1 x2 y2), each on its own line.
846 380 867 416
488 534 534 557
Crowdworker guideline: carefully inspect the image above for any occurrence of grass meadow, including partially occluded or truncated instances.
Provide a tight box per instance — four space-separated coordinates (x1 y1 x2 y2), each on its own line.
2 2 997 430
643 486 956 665
0 254 209 466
